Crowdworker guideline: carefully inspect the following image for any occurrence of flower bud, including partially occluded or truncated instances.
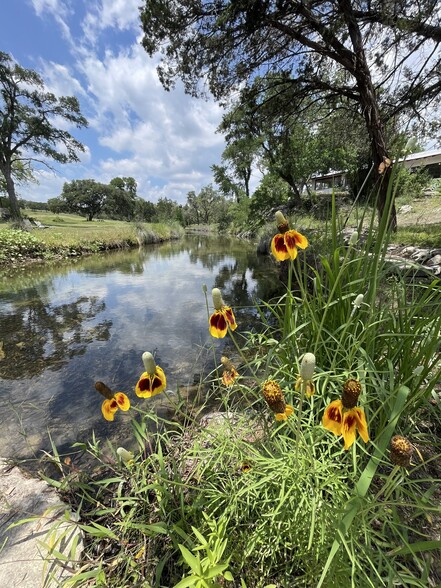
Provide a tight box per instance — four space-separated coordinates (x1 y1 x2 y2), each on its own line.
275 211 289 233
263 380 288 415
211 288 224 310
95 381 113 400
352 294 364 309
300 353 316 381
142 351 156 375
117 447 134 464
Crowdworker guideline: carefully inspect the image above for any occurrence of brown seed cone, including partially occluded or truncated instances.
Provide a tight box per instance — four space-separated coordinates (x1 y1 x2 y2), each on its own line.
263 380 287 414
390 435 414 467
277 220 290 234
342 379 362 409
95 381 113 400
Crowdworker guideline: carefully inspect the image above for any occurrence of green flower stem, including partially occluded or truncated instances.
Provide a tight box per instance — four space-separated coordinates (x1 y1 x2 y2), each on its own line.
227 328 260 382
295 378 307 460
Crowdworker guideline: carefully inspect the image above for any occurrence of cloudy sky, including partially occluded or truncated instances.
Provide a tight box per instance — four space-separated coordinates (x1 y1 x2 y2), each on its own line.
1 0 226 204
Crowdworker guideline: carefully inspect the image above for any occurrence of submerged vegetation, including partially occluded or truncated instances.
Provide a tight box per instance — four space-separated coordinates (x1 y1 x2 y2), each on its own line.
27 185 441 588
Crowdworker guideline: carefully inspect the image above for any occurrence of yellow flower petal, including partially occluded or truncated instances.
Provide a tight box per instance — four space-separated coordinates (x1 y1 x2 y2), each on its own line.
102 398 117 421
323 399 343 436
285 404 294 417
114 392 130 411
283 230 300 260
271 234 290 261
209 310 228 338
342 409 359 450
354 407 369 443
135 367 166 398
223 306 237 331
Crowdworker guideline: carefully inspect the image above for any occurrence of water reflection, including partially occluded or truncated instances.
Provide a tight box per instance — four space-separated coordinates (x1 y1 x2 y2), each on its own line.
0 235 280 461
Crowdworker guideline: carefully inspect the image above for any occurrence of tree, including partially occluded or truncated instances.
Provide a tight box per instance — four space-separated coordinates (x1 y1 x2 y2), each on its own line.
140 1 441 229
155 197 182 223
60 179 110 221
105 177 138 220
47 197 68 214
134 197 156 222
0 52 87 221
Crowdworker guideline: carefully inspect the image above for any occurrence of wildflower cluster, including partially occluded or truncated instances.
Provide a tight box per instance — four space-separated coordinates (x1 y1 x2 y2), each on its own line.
95 351 167 421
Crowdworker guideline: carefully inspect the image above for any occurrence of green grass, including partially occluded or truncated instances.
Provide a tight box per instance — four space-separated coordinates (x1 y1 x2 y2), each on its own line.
0 211 184 265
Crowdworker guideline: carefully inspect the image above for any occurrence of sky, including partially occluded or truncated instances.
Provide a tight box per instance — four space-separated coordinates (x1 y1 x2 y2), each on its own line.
0 0 227 204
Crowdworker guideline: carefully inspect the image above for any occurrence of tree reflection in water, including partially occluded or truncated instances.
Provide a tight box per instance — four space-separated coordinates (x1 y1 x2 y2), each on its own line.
0 236 282 463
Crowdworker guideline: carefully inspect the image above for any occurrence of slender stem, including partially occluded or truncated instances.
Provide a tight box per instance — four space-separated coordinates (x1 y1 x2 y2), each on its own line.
295 379 307 460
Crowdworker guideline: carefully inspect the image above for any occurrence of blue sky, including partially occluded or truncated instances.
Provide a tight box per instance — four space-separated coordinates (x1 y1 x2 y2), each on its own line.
1 0 227 204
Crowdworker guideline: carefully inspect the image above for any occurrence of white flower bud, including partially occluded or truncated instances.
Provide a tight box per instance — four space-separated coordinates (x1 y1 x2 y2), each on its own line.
142 351 156 375
352 294 364 309
300 353 316 381
275 211 286 226
117 447 134 464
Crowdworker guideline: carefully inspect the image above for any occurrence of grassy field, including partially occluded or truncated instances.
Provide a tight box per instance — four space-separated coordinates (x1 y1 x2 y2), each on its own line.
0 211 185 266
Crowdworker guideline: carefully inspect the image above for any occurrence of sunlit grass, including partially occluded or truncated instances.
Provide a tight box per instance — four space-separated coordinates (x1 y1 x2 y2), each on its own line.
0 211 184 263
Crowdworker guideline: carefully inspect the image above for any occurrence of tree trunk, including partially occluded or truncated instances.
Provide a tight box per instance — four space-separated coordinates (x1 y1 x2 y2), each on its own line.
2 165 22 221
338 0 397 231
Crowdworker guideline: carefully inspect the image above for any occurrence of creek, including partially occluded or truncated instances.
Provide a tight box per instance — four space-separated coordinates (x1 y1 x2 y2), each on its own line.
0 235 281 461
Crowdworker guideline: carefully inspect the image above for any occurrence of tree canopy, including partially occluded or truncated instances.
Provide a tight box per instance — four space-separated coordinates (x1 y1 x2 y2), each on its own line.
0 51 88 220
140 0 441 228
60 179 110 221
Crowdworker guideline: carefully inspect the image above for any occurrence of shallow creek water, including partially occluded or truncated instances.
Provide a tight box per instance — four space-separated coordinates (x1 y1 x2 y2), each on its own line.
0 235 281 461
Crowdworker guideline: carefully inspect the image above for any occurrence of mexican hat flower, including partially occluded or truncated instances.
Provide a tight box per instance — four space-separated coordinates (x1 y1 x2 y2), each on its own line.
271 211 308 261
295 352 316 397
95 381 130 421
135 351 167 398
209 288 237 338
322 378 369 450
221 356 239 386
262 380 294 421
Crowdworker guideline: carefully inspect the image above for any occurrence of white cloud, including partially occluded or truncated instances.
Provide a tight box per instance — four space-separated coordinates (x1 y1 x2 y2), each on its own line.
22 0 227 204
82 0 141 35
31 0 74 45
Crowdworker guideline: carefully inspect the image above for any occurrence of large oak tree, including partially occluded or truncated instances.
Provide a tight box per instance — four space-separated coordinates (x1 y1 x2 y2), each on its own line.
0 52 87 221
140 0 441 229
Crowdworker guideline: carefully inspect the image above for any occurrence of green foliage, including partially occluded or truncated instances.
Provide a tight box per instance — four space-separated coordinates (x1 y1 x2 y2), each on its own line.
0 228 43 262
60 179 110 221
249 173 291 225
175 513 234 588
394 168 432 202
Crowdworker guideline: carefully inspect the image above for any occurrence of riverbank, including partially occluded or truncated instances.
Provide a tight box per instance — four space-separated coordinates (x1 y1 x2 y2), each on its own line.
0 212 185 269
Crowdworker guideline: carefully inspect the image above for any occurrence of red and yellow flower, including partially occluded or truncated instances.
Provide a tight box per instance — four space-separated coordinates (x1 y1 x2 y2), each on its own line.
322 379 369 450
135 351 167 398
221 356 239 386
262 380 294 421
95 381 130 421
209 288 237 338
271 211 308 261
